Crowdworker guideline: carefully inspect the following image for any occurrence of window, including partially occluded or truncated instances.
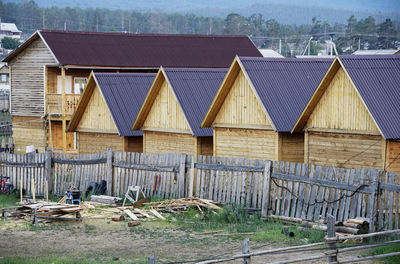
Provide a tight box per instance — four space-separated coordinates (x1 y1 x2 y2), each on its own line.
57 76 72 94
74 78 87 94
0 74 7 83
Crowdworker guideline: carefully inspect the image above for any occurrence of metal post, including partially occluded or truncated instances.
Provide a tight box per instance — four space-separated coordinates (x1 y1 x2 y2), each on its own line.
148 255 156 264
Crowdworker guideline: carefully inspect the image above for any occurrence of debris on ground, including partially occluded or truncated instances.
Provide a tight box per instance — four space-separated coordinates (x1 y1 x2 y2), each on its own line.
90 195 122 205
2 202 82 223
144 197 221 213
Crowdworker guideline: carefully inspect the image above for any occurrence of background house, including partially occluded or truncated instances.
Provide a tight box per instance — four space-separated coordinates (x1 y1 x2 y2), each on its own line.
133 67 227 158
2 30 261 153
202 56 332 162
67 72 156 154
293 55 400 172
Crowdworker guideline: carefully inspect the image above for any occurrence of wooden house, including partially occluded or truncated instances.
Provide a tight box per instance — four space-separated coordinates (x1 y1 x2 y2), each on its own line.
2 30 261 153
132 67 227 157
201 56 332 162
292 55 400 172
67 72 156 154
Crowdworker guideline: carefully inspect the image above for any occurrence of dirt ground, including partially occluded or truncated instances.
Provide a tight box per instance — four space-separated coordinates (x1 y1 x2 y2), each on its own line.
0 214 375 264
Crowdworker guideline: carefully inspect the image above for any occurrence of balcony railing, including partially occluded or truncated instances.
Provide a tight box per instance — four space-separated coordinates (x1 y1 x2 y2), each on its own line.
47 93 80 116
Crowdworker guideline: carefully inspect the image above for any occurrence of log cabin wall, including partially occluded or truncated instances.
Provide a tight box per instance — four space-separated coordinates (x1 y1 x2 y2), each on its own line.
143 131 197 156
279 132 304 163
78 132 124 154
386 140 400 173
12 116 46 153
214 127 276 160
10 38 56 116
125 136 143 153
304 66 384 169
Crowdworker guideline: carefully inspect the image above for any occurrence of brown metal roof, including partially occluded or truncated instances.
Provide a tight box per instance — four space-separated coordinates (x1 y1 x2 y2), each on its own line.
3 30 262 67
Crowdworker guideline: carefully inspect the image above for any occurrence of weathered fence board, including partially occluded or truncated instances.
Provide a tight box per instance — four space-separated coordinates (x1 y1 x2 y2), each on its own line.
0 150 399 231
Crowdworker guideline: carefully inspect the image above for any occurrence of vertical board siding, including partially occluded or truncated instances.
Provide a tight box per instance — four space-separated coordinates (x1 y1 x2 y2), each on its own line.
306 67 380 134
0 151 399 231
213 70 271 128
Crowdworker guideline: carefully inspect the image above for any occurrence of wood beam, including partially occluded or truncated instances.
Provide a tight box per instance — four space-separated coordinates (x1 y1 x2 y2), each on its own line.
61 67 66 153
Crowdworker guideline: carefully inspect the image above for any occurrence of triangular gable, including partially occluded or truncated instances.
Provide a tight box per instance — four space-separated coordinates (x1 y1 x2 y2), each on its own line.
201 56 275 130
292 57 382 136
132 68 193 135
67 72 118 134
2 31 59 64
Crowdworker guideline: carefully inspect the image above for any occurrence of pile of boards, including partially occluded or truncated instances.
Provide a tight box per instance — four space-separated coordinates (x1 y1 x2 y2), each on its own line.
143 197 221 213
2 202 82 222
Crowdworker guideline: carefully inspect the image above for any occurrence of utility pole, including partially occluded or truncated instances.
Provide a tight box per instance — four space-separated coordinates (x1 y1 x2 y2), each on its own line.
42 12 45 29
358 38 361 50
64 22 66 31
279 39 282 54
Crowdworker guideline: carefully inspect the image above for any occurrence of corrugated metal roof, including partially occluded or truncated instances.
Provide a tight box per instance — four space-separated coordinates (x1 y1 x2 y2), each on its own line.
95 72 156 136
164 68 228 136
32 30 261 67
339 55 400 139
0 23 21 33
239 56 333 132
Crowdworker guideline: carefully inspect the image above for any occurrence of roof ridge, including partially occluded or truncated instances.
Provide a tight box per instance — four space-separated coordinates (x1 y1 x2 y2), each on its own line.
40 30 249 39
239 56 333 62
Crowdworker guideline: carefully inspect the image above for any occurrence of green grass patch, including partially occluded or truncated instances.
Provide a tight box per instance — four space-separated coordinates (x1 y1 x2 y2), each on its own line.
0 194 19 208
0 255 147 264
368 237 400 263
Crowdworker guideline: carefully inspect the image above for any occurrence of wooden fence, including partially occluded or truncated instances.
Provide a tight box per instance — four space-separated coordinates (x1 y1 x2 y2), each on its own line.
0 150 399 231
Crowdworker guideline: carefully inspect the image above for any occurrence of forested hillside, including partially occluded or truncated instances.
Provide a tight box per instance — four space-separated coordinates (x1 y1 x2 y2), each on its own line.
0 0 398 56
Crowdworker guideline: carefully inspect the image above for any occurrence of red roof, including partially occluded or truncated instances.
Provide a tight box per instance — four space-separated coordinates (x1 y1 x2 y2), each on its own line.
4 30 262 67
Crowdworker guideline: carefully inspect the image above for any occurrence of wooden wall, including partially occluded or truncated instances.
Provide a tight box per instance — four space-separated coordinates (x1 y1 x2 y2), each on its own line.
144 131 197 156
214 127 276 160
78 132 124 154
306 131 383 169
12 116 46 153
76 85 118 133
386 140 400 173
141 78 191 134
49 121 75 150
125 136 143 153
306 67 380 134
198 136 213 157
213 70 271 129
10 38 56 116
279 132 304 163
46 67 90 94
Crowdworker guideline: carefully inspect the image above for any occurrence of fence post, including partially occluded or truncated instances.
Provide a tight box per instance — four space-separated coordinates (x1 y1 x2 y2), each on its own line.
106 147 113 196
368 170 380 232
261 161 272 217
188 155 195 197
242 238 251 264
178 154 186 198
327 214 337 263
44 150 52 194
148 255 156 264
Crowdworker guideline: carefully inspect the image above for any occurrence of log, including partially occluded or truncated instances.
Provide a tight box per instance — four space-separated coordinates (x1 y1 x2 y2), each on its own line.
128 221 141 227
342 221 362 229
301 221 327 231
91 195 122 205
268 215 303 224
335 226 360 235
111 215 125 221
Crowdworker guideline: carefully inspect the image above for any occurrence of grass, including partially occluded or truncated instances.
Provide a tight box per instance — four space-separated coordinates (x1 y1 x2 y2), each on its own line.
0 193 19 208
167 204 325 244
367 236 400 263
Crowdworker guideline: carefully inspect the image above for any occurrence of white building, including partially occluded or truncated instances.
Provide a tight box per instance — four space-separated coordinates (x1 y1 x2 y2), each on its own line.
0 23 21 39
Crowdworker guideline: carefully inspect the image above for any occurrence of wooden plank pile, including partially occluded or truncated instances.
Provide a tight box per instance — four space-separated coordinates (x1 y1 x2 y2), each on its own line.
90 195 122 205
144 197 221 213
2 202 82 222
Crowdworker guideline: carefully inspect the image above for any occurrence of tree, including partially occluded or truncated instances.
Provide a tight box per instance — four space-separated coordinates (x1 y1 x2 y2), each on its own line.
377 19 397 49
224 13 248 35
1 37 20 50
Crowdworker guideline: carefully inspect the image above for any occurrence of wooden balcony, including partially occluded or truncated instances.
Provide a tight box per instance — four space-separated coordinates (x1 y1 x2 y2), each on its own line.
47 93 80 116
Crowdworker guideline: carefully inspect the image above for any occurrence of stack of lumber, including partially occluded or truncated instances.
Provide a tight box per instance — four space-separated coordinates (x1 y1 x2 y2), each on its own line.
90 195 122 205
2 202 82 221
144 197 221 213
